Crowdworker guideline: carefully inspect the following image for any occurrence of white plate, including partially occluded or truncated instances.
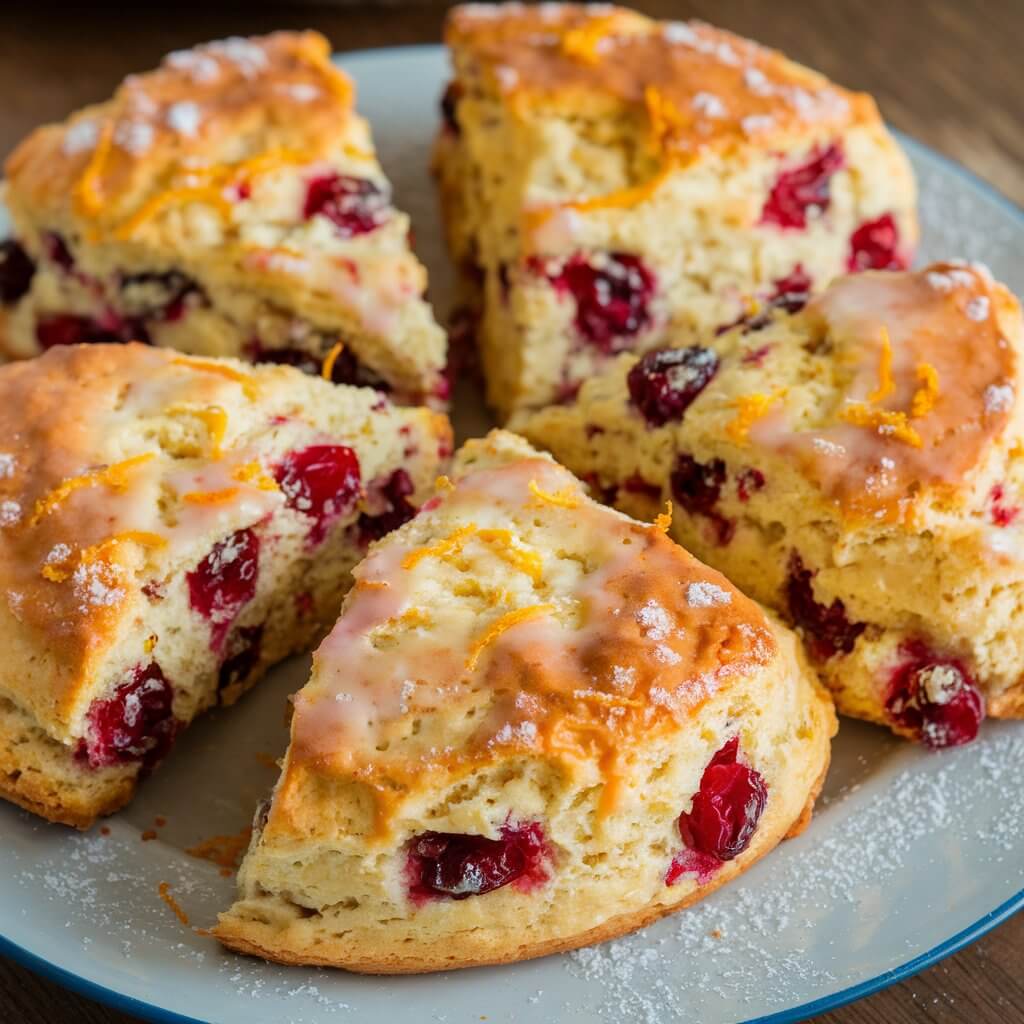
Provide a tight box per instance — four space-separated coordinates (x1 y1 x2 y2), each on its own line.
2 45 1023 1024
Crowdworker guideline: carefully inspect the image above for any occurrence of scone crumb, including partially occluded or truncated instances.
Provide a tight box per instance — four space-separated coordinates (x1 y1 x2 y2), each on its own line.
157 881 190 926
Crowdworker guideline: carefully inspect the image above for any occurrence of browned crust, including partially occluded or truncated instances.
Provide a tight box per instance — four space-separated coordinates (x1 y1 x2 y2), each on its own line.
988 680 1024 719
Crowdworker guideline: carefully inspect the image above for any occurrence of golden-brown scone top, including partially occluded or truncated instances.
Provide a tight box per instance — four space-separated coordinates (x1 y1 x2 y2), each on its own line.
5 32 359 233
269 431 776 838
445 3 877 157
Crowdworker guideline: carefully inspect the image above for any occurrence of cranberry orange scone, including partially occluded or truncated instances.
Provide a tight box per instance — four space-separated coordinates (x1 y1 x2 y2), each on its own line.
435 3 917 419
0 32 448 405
515 263 1024 748
0 344 451 828
214 431 835 972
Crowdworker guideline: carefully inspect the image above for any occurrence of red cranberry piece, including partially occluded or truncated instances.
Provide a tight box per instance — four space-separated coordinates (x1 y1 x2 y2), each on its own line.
440 81 462 136
219 624 264 693
357 468 416 544
35 315 125 349
188 528 260 652
627 346 719 427
760 143 844 229
736 468 766 502
0 240 36 303
886 642 984 749
43 232 75 272
668 737 767 884
274 445 362 545
785 553 865 660
622 474 662 500
990 484 1020 527
302 174 390 238
407 822 549 901
670 454 734 545
537 252 656 353
771 265 813 312
847 213 906 271
76 663 176 770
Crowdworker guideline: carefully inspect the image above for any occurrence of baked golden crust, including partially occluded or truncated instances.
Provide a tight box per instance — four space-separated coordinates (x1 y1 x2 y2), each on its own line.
217 431 836 971
5 32 352 232
445 4 876 158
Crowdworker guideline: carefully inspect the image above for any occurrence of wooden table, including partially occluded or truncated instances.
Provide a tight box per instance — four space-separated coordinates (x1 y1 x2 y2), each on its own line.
0 3 1021 1022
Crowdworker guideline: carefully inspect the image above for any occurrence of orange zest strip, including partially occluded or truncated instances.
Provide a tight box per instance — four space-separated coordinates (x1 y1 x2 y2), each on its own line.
560 17 615 64
466 604 554 672
73 118 115 217
43 530 169 582
321 342 344 381
117 186 233 239
172 358 257 399
434 475 454 493
524 161 675 231
191 406 228 459
232 461 279 492
726 390 785 444
911 362 941 418
654 501 673 533
157 882 190 926
866 327 895 404
841 402 923 448
476 529 544 584
528 479 580 509
30 453 156 525
183 487 240 505
402 524 477 570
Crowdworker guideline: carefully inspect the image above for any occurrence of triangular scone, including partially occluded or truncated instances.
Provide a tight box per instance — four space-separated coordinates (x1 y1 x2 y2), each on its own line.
215 430 834 973
435 3 917 418
1 32 448 406
0 344 451 828
514 262 1024 748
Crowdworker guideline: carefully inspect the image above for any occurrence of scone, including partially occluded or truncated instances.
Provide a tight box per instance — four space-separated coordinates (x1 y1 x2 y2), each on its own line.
214 430 835 973
0 32 448 406
515 263 1024 748
435 3 918 419
0 344 451 828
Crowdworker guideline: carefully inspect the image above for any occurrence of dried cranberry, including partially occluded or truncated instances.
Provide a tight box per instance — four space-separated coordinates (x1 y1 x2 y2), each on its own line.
760 144 844 229
627 347 719 427
736 468 766 502
302 174 390 238
536 252 656 352
771 265 813 312
670 454 734 545
218 624 264 693
668 737 767 883
76 663 176 770
357 468 416 543
785 552 865 660
274 445 362 545
35 315 127 349
407 822 549 901
885 642 984 749
847 213 906 272
0 240 35 303
622 474 662 499
43 233 75 272
990 484 1020 527
187 528 260 652
440 81 462 136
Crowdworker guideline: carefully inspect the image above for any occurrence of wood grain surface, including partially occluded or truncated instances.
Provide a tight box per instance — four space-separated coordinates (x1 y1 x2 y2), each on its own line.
0 3 1021 1023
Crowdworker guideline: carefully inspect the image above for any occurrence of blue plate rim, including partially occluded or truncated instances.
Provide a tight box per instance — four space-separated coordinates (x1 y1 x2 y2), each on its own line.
1 43 1022 1024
